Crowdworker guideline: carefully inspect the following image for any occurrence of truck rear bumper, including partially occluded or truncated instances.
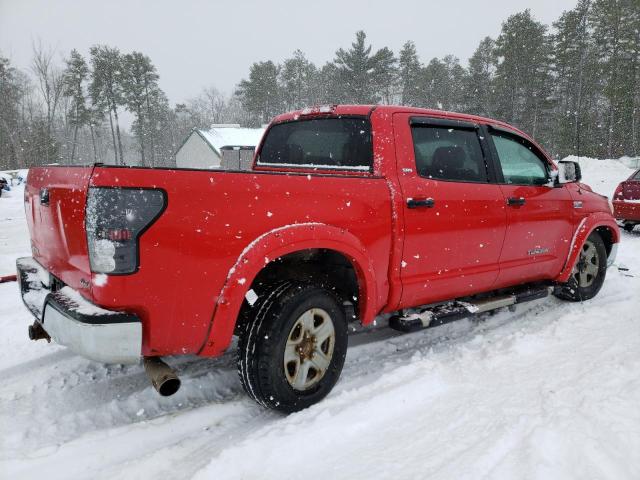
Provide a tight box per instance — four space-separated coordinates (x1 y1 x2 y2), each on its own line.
16 257 142 365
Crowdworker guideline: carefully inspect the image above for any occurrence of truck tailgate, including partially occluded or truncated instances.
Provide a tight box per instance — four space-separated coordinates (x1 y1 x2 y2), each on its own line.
24 166 94 291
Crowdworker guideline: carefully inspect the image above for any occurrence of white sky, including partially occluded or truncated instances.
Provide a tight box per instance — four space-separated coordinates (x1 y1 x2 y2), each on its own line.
1 0 577 106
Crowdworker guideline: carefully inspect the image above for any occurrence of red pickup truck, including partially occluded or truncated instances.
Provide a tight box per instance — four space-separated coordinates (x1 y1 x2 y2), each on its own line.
18 105 619 412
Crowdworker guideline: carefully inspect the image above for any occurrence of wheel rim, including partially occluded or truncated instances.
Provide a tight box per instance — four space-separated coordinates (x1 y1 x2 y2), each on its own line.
284 308 335 391
572 240 600 288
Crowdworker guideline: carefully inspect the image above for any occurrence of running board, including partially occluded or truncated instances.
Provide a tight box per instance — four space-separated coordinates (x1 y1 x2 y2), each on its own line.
388 285 552 333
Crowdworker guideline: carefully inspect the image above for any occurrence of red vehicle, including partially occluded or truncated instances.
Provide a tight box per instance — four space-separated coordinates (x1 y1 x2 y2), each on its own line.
613 168 640 232
17 105 619 412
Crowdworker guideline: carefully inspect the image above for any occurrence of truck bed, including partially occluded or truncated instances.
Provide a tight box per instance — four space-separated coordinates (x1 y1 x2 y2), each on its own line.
24 165 394 356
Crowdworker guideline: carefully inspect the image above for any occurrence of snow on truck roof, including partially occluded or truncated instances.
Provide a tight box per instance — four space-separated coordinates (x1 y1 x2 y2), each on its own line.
196 125 265 155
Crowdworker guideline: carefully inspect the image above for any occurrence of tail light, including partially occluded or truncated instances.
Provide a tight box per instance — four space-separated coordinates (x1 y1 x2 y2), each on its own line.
614 183 624 200
86 187 166 274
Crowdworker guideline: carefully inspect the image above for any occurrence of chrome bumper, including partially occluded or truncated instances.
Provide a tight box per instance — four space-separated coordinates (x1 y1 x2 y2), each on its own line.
16 257 142 364
607 243 618 268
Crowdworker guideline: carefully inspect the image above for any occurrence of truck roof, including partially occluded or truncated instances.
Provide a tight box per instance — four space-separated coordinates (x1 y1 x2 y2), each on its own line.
270 104 541 158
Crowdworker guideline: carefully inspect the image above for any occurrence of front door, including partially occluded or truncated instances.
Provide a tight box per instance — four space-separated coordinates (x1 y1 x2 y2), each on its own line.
393 114 507 309
486 128 575 286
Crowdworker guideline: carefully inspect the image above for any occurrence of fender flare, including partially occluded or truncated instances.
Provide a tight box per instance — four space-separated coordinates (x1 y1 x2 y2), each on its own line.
198 223 380 356
556 212 620 283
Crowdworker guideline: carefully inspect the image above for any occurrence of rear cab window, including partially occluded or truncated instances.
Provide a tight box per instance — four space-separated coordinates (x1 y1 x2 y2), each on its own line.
256 117 373 172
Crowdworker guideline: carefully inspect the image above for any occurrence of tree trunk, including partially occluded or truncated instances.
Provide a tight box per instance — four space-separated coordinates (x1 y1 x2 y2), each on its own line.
90 124 98 162
607 104 614 158
138 108 146 167
70 124 78 164
112 106 125 165
108 110 118 164
144 83 156 167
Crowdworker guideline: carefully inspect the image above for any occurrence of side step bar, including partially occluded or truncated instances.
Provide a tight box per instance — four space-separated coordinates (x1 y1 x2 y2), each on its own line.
389 285 552 333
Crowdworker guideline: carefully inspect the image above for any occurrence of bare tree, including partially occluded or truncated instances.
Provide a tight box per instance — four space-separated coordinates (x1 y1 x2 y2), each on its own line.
31 40 64 163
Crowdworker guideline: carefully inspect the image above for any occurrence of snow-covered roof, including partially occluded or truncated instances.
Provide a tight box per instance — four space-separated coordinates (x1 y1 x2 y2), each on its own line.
196 126 265 156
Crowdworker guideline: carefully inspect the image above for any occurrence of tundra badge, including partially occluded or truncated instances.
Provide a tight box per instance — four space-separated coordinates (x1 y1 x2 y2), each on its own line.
528 247 549 256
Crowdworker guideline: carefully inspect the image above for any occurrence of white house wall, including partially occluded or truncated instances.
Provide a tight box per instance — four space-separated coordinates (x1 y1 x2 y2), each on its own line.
175 133 221 169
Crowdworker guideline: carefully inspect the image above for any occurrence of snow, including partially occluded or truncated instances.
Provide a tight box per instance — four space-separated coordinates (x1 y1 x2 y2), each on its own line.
198 126 265 156
57 286 119 316
564 155 635 198
1 159 640 479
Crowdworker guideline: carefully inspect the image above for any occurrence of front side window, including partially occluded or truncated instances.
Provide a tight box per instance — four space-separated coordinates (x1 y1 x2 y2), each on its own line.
258 117 372 170
411 126 488 183
491 134 549 186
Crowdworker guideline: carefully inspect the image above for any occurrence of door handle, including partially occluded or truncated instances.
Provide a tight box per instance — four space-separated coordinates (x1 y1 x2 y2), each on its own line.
507 197 526 206
407 198 435 209
39 188 50 206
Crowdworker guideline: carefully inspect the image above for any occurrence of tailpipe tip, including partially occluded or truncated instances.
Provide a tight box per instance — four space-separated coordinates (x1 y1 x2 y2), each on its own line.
143 357 181 396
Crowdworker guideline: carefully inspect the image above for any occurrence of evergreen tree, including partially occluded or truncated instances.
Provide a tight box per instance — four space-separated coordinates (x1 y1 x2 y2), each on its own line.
145 88 175 166
422 58 445 109
373 45 397 104
463 37 496 117
332 31 397 104
398 41 424 106
442 55 467 111
122 51 161 166
236 60 282 124
62 49 90 163
590 0 640 157
493 10 555 141
314 62 342 104
89 45 125 164
280 50 318 110
0 55 22 169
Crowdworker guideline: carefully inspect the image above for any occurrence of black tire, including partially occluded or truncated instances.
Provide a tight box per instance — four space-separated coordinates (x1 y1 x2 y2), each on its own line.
623 223 636 232
554 231 608 302
237 281 348 413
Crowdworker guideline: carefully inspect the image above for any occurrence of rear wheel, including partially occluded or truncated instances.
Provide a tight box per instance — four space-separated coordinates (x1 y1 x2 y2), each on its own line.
237 281 348 413
554 232 607 302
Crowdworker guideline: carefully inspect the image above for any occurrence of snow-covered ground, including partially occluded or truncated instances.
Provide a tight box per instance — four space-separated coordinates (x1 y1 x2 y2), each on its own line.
1 159 639 479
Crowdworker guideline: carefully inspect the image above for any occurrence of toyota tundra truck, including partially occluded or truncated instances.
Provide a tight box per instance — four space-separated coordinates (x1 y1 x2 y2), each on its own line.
17 105 619 412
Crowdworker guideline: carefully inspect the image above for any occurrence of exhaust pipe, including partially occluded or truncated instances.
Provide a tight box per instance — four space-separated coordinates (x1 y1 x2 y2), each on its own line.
143 357 181 396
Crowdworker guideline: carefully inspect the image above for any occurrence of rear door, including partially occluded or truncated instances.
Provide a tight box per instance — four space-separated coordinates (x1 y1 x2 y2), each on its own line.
393 114 507 308
486 128 574 286
25 166 94 291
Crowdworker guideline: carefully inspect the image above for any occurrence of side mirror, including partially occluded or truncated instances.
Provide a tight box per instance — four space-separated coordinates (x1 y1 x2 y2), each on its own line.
556 160 582 184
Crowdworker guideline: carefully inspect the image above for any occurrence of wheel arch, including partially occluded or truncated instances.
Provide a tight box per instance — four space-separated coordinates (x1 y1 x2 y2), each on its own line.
198 223 380 356
556 213 620 283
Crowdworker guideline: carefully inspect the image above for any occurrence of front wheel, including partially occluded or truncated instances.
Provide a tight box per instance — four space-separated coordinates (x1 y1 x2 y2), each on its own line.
554 232 607 302
237 282 348 413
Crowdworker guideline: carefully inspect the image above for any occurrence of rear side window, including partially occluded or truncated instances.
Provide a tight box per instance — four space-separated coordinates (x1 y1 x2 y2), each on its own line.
411 127 488 182
634 170 640 180
257 117 372 170
491 134 549 186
